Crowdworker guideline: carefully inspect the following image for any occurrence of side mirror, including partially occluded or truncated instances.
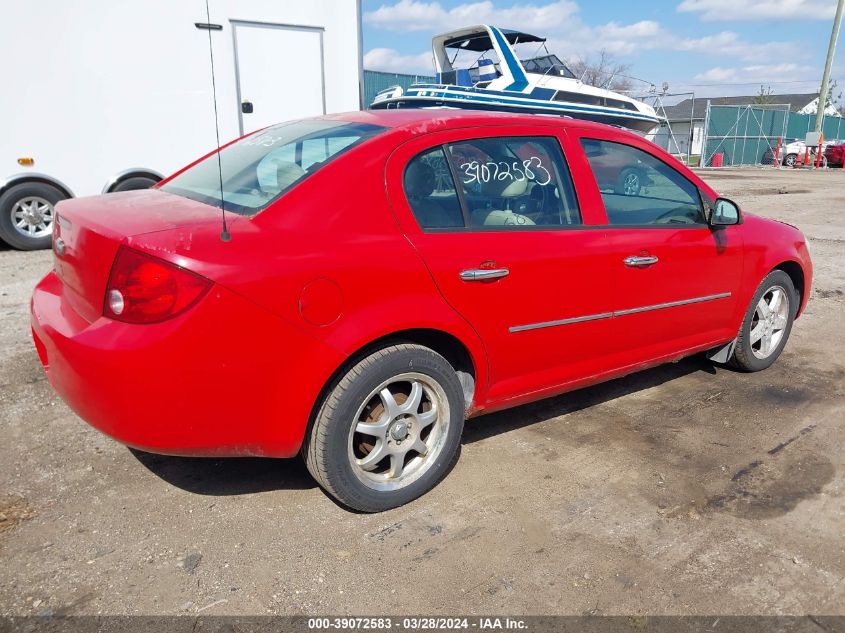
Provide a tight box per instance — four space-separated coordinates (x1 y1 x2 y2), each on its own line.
709 197 741 227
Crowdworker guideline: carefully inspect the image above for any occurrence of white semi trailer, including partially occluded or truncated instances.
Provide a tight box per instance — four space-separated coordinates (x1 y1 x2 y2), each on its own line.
0 0 364 249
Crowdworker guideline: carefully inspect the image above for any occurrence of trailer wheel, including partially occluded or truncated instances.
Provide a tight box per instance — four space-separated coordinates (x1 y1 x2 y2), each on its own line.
111 176 159 193
0 182 67 250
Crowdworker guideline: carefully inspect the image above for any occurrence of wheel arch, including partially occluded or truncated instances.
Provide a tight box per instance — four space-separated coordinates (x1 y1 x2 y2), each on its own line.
101 168 164 193
323 327 479 412
301 326 484 456
0 173 75 199
773 260 806 316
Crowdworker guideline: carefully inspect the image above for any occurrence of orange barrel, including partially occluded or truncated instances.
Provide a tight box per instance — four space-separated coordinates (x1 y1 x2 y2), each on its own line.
711 153 724 167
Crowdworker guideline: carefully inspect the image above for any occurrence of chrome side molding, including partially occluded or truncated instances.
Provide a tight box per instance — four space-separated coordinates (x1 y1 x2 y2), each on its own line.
510 292 732 333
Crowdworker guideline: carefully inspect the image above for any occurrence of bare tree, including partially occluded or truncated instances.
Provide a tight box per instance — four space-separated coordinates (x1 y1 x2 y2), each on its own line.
753 85 775 105
567 50 632 92
825 80 843 114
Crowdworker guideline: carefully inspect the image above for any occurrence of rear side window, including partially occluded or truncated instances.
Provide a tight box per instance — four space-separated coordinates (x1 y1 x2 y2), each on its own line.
403 148 465 229
403 136 581 231
161 120 385 215
580 138 705 226
449 137 580 228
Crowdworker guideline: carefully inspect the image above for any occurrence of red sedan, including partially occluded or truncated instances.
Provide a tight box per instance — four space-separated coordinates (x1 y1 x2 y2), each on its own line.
31 110 812 512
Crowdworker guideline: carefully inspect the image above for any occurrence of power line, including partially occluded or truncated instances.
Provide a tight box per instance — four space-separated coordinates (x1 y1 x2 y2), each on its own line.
670 78 833 87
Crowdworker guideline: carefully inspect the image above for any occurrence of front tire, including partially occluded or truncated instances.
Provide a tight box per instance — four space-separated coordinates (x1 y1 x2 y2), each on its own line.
731 270 797 372
784 153 797 167
303 344 465 512
0 182 67 250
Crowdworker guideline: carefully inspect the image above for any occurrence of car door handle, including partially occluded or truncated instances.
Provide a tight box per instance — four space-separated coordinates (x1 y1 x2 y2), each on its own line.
460 268 510 281
624 255 659 268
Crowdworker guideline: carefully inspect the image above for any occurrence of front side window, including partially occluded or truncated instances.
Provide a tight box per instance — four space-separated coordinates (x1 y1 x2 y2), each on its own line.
161 120 385 215
448 136 581 228
580 138 705 226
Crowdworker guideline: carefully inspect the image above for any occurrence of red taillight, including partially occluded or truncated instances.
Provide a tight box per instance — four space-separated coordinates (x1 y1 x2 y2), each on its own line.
104 246 211 324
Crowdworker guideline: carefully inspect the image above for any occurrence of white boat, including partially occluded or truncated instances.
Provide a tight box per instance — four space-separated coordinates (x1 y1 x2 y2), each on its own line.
371 25 661 134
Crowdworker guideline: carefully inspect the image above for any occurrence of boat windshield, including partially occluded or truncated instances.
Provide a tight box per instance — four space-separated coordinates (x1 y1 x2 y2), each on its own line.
520 54 576 78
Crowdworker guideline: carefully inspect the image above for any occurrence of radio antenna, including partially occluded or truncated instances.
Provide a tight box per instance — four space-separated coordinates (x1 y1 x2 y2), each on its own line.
203 0 230 241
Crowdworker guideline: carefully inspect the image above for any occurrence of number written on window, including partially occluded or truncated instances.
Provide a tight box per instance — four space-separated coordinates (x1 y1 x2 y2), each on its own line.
460 157 552 186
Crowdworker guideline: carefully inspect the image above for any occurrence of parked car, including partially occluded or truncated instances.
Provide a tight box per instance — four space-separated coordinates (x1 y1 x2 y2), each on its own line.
580 140 652 195
761 139 807 167
824 140 845 167
31 110 813 512
762 138 841 167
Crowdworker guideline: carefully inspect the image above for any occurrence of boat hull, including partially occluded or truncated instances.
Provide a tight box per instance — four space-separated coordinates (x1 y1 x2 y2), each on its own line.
372 95 659 134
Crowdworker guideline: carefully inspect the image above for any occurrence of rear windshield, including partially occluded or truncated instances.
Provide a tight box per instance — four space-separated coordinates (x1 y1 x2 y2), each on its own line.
160 120 386 215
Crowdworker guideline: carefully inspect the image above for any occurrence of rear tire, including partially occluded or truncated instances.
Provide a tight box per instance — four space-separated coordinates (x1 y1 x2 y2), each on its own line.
731 270 797 372
303 344 465 512
110 176 158 192
784 153 797 167
0 181 67 250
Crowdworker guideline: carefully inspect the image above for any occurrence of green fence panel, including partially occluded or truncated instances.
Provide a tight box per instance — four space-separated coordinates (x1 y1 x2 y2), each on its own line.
363 70 435 108
704 105 789 166
705 105 845 165
785 112 845 142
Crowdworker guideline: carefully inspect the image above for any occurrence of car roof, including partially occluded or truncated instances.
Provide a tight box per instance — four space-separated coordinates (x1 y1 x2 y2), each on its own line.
322 108 635 137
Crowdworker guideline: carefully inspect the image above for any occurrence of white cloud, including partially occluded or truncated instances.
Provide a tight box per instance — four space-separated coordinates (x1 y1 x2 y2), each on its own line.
364 0 579 32
363 47 434 73
547 25 794 63
673 31 796 61
694 67 741 82
677 0 836 21
693 63 817 83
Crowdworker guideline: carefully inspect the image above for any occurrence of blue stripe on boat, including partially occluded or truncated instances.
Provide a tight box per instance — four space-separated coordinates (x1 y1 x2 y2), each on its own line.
399 88 658 122
490 26 529 92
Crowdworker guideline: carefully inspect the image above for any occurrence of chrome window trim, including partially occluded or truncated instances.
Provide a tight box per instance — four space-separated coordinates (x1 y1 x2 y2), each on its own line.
509 292 731 333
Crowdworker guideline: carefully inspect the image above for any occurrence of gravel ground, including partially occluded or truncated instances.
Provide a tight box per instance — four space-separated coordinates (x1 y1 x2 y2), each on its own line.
0 167 843 616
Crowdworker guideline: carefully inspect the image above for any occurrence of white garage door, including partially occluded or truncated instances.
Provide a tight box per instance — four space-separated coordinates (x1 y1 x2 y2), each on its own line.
233 21 326 134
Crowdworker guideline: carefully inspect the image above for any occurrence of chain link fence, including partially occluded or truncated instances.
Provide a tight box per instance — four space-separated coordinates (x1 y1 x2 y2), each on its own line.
701 102 845 167
701 104 789 167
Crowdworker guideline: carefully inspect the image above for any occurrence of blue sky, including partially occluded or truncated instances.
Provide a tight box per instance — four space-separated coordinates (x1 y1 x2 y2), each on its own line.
361 0 843 101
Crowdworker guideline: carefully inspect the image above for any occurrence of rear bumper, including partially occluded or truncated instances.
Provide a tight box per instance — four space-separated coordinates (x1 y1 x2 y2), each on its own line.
31 271 343 458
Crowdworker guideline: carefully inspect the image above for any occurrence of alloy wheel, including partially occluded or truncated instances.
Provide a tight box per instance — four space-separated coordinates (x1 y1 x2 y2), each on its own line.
348 372 450 491
12 196 54 238
749 285 790 359
622 172 640 195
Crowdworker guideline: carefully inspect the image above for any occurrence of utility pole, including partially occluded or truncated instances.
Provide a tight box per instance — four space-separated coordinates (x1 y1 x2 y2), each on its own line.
815 0 845 132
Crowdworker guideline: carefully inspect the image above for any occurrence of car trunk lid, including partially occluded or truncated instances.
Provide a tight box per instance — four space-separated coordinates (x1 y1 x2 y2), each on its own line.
53 189 226 322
